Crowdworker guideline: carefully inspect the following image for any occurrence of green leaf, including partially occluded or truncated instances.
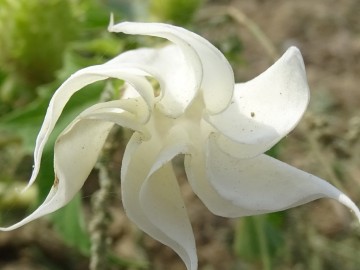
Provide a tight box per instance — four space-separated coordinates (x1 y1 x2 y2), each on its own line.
0 80 104 152
266 141 283 159
51 192 91 255
233 213 285 265
0 96 49 152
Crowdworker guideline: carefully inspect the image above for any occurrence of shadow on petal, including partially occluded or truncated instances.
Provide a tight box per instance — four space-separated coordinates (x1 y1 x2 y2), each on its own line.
0 119 113 231
141 163 197 270
27 65 154 190
206 47 309 154
109 21 234 115
121 127 197 270
205 134 360 220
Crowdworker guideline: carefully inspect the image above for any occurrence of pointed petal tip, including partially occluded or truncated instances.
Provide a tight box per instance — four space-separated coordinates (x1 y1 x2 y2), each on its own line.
284 46 300 57
338 193 360 223
284 46 305 68
108 13 115 31
287 45 300 54
20 184 31 194
20 169 39 194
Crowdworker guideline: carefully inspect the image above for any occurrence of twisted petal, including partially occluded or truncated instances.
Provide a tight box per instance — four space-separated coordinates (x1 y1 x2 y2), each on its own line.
0 99 145 231
207 47 309 158
26 66 154 190
109 20 234 115
0 120 112 231
206 134 360 220
121 129 197 270
140 164 196 270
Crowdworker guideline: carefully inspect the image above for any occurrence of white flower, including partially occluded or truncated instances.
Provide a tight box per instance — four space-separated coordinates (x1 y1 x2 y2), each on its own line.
1 20 359 270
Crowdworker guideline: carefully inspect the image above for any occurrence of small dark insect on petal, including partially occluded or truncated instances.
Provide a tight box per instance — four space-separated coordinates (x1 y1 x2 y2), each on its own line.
251 112 255 117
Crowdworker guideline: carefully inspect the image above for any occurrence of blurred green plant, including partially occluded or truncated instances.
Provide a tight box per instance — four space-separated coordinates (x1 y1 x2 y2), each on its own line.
150 0 202 25
233 213 285 270
0 0 80 108
0 182 37 211
0 0 125 261
52 193 91 255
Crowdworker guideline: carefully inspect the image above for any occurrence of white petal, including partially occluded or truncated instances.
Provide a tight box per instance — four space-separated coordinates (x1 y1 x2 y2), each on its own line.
206 134 360 220
206 47 309 157
121 131 197 270
108 45 199 117
27 66 153 190
79 98 148 133
109 21 234 114
184 148 258 218
94 67 154 116
181 121 255 217
0 119 113 231
0 99 145 231
140 164 197 270
54 119 113 201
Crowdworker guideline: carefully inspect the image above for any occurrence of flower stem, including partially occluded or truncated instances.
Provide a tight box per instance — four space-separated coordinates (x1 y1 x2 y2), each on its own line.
254 215 272 270
198 5 279 62
89 162 113 270
88 82 119 270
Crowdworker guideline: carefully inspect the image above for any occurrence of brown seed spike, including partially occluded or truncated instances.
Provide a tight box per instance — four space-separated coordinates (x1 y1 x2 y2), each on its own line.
53 176 59 188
